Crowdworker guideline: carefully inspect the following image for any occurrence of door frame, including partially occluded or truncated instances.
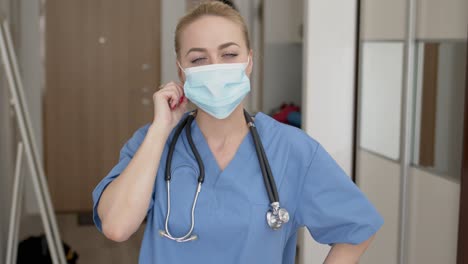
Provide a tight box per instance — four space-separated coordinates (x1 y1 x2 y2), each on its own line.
456 36 468 264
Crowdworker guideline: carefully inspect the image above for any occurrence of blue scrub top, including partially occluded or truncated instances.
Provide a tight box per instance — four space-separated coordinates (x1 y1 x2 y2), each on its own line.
92 112 383 264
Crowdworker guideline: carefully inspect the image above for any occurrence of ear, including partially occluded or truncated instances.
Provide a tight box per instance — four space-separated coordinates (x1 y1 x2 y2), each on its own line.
246 49 254 77
177 60 186 83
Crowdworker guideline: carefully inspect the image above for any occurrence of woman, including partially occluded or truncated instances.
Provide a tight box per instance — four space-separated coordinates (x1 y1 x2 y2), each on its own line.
92 2 383 263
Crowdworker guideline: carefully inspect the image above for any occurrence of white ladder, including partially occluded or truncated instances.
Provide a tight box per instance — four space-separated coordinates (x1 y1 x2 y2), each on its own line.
0 18 67 264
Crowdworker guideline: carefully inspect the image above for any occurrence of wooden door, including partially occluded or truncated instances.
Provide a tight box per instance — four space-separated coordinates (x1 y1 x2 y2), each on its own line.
45 0 160 212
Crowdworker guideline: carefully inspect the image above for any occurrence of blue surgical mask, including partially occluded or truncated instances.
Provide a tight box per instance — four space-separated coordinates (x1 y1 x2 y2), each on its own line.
179 58 251 119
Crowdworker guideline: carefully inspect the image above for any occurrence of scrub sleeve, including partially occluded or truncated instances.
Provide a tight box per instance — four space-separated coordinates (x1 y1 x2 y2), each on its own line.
294 143 384 245
92 124 153 232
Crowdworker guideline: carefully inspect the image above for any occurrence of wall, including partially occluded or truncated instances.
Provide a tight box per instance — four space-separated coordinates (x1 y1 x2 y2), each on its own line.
0 0 43 217
361 0 406 41
160 0 185 84
262 0 303 114
416 0 468 40
362 0 468 41
0 0 43 260
17 0 42 215
0 0 14 262
357 150 462 264
299 0 357 262
356 151 400 264
407 168 460 264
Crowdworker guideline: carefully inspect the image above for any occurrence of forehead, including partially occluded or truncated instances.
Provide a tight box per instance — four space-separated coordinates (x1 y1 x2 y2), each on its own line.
179 15 245 51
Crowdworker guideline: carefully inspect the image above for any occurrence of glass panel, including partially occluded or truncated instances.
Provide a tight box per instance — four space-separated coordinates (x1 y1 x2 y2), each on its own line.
359 42 404 160
411 41 467 180
407 0 466 263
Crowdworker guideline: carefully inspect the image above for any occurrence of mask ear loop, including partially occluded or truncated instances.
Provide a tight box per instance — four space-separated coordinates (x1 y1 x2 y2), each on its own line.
177 61 186 73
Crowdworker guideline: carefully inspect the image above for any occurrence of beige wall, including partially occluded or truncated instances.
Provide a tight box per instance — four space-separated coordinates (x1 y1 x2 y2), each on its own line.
416 0 468 40
356 150 400 264
407 168 460 264
361 0 406 41
357 150 461 264
362 0 468 41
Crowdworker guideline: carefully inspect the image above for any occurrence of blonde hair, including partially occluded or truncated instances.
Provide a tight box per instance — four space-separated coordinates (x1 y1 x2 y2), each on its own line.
174 1 251 58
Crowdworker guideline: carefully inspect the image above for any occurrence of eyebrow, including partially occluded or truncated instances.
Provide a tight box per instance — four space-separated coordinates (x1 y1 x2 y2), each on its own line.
185 42 240 57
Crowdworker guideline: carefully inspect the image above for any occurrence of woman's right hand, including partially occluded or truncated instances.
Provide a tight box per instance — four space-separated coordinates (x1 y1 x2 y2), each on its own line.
152 81 188 132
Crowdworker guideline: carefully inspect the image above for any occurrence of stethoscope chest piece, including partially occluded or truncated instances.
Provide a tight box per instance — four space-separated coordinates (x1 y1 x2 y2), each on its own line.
266 202 290 230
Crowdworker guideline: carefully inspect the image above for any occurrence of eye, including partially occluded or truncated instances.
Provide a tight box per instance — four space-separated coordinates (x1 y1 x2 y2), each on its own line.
222 53 238 58
191 57 207 64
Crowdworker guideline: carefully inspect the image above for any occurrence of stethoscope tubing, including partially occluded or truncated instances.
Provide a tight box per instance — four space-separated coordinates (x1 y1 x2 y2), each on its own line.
243 110 279 204
161 110 287 242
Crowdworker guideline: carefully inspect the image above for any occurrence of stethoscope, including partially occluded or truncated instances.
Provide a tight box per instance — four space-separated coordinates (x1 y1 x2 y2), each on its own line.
159 110 289 242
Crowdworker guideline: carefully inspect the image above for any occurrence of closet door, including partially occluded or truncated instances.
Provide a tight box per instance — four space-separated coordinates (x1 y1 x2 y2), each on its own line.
355 1 406 263
356 0 467 263
45 0 160 212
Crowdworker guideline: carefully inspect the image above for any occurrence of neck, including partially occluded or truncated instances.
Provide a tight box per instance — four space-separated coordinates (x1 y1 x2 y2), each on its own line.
195 105 248 143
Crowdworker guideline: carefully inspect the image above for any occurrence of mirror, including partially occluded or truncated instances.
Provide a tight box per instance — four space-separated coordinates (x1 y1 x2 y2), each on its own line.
411 41 467 180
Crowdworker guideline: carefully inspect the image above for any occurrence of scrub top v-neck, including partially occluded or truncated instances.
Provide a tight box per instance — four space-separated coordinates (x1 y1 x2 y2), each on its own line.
92 112 384 264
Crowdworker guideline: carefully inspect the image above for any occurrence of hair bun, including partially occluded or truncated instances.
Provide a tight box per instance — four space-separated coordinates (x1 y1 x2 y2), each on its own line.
217 0 237 11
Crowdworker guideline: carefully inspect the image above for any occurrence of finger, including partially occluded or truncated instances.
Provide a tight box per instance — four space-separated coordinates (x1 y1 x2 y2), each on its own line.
156 88 178 100
180 96 188 108
163 83 182 100
174 96 188 113
156 89 180 108
174 82 185 96
166 88 182 108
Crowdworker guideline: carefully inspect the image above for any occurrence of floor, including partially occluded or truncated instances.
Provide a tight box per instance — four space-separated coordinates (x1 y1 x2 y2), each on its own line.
19 213 145 263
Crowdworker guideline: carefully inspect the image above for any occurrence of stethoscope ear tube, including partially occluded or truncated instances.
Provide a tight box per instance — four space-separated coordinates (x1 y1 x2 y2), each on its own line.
243 110 279 204
165 112 205 183
244 110 289 230
165 116 190 181
185 114 205 183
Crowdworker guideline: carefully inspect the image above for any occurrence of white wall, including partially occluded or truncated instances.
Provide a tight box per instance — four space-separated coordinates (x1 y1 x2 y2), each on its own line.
263 0 302 44
0 3 43 261
1 0 15 262
160 0 185 84
0 0 45 217
17 0 42 215
262 0 303 114
299 0 357 262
